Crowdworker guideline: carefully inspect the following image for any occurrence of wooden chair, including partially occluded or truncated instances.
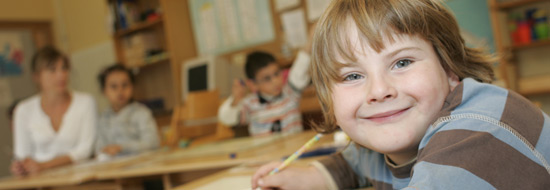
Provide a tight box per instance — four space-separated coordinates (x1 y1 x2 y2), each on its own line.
167 90 234 147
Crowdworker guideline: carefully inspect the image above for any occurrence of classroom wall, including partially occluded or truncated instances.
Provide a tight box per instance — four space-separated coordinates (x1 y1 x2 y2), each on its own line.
0 0 115 177
0 0 55 178
446 0 495 52
0 0 54 21
52 0 115 111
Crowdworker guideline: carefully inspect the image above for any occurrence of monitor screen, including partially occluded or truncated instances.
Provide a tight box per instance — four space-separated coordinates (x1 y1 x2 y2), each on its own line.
182 56 216 102
182 56 244 102
188 64 208 92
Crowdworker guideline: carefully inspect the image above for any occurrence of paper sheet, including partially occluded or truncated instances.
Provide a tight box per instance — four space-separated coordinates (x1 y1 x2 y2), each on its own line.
280 9 308 48
275 0 300 11
193 175 253 190
199 2 219 52
215 0 240 47
306 0 332 22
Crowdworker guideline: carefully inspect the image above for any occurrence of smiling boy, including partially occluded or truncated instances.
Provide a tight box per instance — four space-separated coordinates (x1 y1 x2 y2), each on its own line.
252 0 550 189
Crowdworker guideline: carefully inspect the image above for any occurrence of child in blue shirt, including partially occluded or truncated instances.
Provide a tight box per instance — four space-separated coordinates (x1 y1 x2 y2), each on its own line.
96 64 159 159
252 0 550 189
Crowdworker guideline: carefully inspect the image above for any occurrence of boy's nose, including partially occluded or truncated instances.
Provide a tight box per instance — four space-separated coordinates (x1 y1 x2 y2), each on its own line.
366 77 397 104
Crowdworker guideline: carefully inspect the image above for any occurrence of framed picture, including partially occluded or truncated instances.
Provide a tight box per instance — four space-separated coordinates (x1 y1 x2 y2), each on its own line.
0 21 52 77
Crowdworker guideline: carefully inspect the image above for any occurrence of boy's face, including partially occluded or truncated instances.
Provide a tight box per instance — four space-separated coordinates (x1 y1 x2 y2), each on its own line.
103 71 133 110
252 63 284 97
331 30 459 159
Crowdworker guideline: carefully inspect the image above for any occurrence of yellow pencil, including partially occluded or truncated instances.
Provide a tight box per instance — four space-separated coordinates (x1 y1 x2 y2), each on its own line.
269 133 323 175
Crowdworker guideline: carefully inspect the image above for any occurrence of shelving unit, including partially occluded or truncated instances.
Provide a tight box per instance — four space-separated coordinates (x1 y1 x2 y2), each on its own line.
510 38 550 50
115 16 164 37
488 0 550 97
497 0 548 9
107 0 197 127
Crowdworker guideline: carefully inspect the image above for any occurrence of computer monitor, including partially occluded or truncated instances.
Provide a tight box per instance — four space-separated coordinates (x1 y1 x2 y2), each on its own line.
181 56 243 102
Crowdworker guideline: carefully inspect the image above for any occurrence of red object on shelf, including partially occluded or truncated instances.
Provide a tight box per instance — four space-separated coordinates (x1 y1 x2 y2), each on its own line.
146 13 160 22
517 21 532 45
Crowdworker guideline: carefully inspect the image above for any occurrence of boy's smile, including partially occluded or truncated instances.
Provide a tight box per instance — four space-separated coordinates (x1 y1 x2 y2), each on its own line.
331 23 459 164
361 107 411 123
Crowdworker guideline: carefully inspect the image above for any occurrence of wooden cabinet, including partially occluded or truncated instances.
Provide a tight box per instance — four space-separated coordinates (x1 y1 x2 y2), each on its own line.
108 0 197 126
488 0 550 96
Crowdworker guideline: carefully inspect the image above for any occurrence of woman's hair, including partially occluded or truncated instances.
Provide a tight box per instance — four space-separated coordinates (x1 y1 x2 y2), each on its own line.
31 46 70 73
310 0 497 133
97 64 136 90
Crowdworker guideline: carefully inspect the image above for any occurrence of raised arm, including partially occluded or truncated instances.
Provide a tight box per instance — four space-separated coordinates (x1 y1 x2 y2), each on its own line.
218 79 248 126
287 50 311 91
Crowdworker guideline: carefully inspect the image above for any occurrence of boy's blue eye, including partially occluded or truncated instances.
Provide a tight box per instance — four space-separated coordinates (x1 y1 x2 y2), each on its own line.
394 59 413 69
343 73 364 81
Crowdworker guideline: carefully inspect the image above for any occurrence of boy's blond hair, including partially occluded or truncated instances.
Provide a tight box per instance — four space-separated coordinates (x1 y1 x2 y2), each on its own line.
311 0 496 133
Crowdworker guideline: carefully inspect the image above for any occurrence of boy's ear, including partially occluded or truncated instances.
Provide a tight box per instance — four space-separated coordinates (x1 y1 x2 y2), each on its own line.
447 72 460 91
245 79 257 93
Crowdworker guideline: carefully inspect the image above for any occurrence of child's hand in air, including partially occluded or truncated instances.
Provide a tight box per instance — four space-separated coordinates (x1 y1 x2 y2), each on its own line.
231 79 248 106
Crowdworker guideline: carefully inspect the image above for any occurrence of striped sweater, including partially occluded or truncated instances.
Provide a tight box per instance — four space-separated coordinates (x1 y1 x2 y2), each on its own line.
238 84 304 136
315 78 550 189
218 51 311 136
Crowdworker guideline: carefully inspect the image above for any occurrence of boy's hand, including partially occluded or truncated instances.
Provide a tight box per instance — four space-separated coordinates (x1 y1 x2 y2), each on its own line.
251 161 328 190
102 144 122 156
231 79 247 106
10 160 28 177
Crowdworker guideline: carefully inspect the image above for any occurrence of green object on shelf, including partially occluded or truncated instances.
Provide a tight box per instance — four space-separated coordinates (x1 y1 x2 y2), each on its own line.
534 10 549 40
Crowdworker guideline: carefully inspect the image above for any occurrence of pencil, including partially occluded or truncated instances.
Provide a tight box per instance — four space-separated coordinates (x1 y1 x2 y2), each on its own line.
269 133 323 175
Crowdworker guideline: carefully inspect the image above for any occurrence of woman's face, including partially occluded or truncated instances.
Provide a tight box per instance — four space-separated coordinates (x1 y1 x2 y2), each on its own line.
36 58 70 94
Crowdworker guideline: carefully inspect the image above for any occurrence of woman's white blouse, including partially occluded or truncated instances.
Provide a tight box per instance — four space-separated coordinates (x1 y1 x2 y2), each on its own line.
13 91 97 162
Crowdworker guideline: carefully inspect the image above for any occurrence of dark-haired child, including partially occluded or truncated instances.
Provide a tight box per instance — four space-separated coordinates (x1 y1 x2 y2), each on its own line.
218 47 312 137
96 64 159 159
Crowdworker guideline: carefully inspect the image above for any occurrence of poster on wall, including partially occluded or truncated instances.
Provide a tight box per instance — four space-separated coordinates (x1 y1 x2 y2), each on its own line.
306 0 331 22
0 31 25 77
189 0 275 55
281 9 308 49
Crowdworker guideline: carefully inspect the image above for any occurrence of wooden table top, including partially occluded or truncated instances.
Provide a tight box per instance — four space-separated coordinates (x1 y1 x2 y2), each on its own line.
173 157 327 190
96 130 333 179
0 130 333 190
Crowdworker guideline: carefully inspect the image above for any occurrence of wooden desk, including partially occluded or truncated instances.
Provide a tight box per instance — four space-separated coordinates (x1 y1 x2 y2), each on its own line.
0 130 332 190
95 130 333 188
0 151 162 190
173 157 326 190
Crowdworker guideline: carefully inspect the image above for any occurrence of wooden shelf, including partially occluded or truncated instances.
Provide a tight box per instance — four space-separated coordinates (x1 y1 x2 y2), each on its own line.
128 52 170 69
497 0 550 10
518 75 550 96
115 16 164 37
510 39 550 51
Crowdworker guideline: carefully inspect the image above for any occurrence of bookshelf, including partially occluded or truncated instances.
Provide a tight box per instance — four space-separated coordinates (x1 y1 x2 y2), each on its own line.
108 0 197 127
497 0 548 9
488 0 550 96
